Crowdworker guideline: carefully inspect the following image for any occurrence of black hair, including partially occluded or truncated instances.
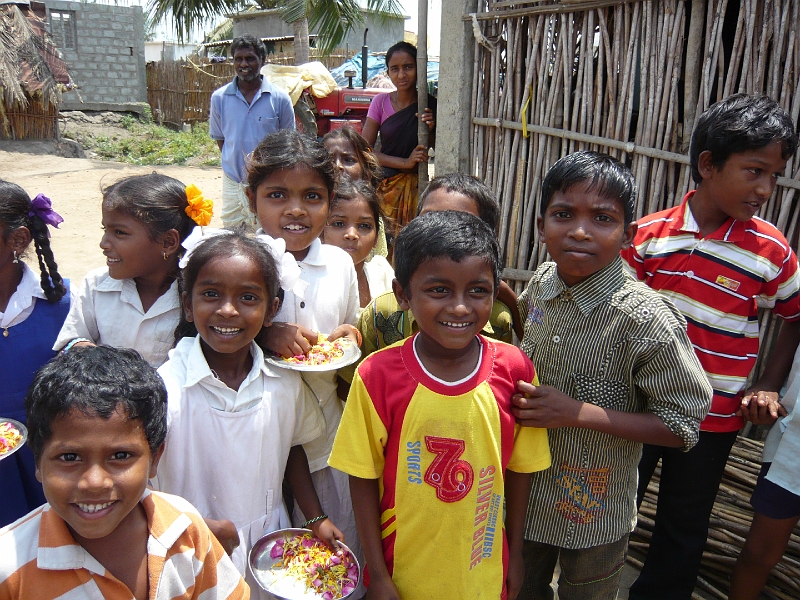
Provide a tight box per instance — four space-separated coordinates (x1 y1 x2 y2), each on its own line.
231 34 267 62
540 151 636 226
26 345 167 460
329 176 385 233
322 126 383 188
690 94 798 183
102 173 197 243
418 173 500 231
385 41 417 66
247 129 336 200
174 232 281 343
0 180 66 303
394 210 501 293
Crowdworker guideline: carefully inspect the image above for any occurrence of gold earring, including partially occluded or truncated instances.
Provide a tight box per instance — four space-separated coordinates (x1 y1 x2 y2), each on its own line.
163 252 168 261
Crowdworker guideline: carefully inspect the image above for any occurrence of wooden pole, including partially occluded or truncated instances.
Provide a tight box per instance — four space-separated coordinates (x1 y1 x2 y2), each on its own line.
417 0 429 196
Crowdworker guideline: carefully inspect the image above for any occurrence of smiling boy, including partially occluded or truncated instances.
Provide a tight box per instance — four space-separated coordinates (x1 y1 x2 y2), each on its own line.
511 152 712 599
328 211 551 600
621 94 800 599
0 346 247 600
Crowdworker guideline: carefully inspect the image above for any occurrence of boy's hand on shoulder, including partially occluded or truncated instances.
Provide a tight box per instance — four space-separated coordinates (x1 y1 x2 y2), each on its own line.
506 549 525 600
739 388 788 425
204 517 240 556
258 322 317 358
310 517 344 551
512 381 582 428
365 574 401 600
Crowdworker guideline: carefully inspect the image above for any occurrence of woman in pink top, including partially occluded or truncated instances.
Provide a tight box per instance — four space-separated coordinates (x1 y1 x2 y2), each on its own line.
362 42 436 244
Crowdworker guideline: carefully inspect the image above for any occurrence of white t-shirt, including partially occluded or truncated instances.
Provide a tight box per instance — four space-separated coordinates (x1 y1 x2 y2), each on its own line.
363 255 395 300
763 343 800 496
53 267 179 367
272 238 359 472
0 263 49 329
153 336 324 582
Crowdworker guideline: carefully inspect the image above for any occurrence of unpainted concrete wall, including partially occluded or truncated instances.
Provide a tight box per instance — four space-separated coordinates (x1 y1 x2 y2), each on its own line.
47 0 147 111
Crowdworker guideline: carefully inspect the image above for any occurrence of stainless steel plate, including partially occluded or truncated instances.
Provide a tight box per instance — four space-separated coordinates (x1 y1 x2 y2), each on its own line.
249 528 361 600
265 340 361 373
0 418 27 461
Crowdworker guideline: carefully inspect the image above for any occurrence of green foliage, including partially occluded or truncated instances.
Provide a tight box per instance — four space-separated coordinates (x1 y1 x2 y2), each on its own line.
141 105 154 124
74 121 220 167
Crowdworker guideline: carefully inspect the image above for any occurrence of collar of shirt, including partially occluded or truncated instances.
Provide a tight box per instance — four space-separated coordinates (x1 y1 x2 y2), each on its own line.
226 75 274 104
672 190 746 242
301 238 327 267
0 262 47 324
95 274 180 316
182 335 280 411
539 256 628 316
36 489 190 572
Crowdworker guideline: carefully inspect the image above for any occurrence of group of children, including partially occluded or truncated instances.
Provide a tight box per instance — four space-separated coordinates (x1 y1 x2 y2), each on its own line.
0 92 799 600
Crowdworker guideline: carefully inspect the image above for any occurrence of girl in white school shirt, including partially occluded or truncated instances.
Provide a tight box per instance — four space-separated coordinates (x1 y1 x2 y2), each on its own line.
55 173 212 367
246 130 364 592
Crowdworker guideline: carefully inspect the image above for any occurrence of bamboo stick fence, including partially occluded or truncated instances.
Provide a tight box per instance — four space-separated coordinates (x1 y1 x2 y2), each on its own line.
146 50 350 129
631 437 800 599
0 94 59 139
471 0 800 382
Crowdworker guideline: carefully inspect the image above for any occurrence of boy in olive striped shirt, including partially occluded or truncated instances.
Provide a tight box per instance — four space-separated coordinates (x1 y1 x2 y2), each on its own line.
511 152 712 600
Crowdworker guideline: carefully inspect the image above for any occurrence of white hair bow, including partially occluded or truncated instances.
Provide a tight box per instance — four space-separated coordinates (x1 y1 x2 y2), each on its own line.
178 226 307 297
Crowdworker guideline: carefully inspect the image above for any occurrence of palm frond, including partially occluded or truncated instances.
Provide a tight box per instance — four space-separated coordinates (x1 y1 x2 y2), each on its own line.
306 0 402 56
0 4 67 109
147 0 247 43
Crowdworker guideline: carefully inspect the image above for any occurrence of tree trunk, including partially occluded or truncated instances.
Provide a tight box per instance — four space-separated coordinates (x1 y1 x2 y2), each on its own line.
293 18 310 66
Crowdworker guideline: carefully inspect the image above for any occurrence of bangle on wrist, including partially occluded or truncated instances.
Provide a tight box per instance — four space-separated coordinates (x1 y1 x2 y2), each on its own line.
349 325 362 348
63 338 93 353
302 514 328 528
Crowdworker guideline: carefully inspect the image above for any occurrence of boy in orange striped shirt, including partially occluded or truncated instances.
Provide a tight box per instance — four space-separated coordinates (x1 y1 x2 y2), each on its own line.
0 345 248 600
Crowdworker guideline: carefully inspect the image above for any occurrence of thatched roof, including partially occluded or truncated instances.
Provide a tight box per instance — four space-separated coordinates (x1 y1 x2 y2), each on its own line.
0 1 72 110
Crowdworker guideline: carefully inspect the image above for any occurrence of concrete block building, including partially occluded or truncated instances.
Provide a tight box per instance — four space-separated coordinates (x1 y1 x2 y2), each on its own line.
44 0 146 111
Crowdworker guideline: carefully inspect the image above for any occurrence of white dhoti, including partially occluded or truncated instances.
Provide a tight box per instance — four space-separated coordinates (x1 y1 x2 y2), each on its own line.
222 173 257 230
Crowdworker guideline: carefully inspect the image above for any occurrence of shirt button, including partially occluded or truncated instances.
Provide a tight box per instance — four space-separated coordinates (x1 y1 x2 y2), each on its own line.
553 335 561 344
641 308 651 317
686 270 694 279
300 301 305 308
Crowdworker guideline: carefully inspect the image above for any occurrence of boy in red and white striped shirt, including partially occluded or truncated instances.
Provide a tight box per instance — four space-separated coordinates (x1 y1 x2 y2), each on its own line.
0 346 248 600
621 94 800 599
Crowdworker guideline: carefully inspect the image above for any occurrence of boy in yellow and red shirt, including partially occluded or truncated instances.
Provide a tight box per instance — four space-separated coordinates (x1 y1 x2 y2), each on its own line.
328 211 551 600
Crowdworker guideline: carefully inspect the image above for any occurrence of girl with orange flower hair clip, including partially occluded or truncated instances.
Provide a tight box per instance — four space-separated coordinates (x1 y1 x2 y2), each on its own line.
55 173 212 367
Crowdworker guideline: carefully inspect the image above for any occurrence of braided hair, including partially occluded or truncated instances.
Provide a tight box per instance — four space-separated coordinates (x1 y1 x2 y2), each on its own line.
0 180 66 303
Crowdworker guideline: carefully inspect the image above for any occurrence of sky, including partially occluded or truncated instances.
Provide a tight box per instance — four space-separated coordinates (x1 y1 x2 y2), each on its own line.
400 0 442 56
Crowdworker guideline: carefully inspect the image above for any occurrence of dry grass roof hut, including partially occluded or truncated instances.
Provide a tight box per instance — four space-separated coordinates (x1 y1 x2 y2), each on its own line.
0 0 72 139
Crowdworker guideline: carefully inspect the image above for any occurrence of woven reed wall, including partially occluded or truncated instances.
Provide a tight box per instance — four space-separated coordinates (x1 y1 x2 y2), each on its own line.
0 96 59 140
471 0 800 273
146 50 350 129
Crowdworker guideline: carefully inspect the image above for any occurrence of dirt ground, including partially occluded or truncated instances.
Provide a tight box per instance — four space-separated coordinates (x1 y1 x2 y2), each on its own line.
0 139 225 283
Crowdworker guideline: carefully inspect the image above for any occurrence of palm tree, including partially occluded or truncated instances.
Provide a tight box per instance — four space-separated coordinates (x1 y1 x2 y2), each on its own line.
149 0 403 64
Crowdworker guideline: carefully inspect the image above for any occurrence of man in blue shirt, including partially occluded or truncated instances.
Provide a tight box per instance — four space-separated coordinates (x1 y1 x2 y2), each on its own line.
210 35 295 228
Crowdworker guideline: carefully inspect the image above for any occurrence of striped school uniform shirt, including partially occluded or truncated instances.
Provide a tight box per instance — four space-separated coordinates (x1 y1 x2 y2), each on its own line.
518 258 711 548
0 489 249 600
622 191 800 433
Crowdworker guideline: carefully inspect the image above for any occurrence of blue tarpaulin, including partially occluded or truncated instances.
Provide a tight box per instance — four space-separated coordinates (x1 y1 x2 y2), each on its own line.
330 53 439 94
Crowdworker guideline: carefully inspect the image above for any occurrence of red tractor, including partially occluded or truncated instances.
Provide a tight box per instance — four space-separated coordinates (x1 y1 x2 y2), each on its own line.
313 85 383 136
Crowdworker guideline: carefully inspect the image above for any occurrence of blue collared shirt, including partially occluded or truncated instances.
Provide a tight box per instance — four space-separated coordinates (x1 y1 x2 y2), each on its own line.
209 75 295 182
